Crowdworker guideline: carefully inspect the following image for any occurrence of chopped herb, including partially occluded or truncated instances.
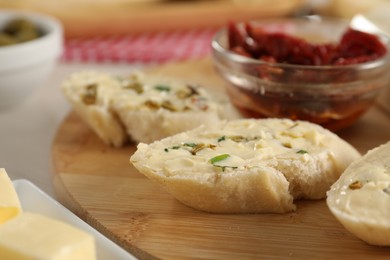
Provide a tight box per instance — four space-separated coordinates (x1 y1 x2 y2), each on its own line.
219 135 259 143
164 143 215 154
282 143 292 148
183 143 197 148
164 145 181 152
176 84 200 98
213 165 238 172
186 84 200 96
144 100 160 110
209 154 230 164
349 180 362 190
287 122 299 129
191 143 216 155
161 100 176 111
383 187 390 195
229 135 247 142
190 143 205 155
82 83 97 105
154 85 171 92
217 136 226 142
123 82 143 94
297 149 308 154
209 153 237 172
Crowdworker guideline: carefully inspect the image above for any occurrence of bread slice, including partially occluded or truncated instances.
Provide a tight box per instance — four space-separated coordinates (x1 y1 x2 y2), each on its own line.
61 71 239 146
130 118 361 213
327 141 390 246
61 71 128 147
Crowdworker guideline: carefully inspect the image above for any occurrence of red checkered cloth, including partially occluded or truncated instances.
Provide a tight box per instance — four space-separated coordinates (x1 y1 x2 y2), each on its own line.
62 28 218 64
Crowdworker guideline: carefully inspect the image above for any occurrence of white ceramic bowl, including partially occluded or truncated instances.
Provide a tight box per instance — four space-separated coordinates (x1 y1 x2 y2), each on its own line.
0 10 63 109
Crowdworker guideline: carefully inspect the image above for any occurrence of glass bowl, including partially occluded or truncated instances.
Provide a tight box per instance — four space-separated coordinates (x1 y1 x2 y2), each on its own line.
211 17 390 131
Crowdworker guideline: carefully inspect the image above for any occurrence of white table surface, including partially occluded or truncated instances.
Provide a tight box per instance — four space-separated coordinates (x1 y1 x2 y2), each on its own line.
0 61 143 198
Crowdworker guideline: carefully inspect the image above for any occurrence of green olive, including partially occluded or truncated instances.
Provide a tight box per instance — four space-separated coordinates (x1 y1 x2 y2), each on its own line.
0 18 42 46
0 33 17 46
15 29 40 42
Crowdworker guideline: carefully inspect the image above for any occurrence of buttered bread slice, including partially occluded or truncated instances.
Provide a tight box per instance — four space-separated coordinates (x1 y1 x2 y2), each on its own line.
62 71 128 147
62 71 239 146
327 141 390 246
130 118 360 213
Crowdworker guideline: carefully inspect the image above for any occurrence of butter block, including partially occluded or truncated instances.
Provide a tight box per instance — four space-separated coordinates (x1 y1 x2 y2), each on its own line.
0 168 21 224
0 212 96 260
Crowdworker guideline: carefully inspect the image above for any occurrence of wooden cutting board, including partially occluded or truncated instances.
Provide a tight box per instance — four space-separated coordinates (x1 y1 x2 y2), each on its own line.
52 59 390 259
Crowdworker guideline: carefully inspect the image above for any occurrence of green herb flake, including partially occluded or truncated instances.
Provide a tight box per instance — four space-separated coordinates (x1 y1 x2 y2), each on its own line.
164 145 180 152
217 136 226 142
297 149 308 154
175 84 199 99
161 100 176 111
186 84 199 96
183 143 197 148
213 165 238 172
349 180 362 190
154 85 171 92
209 154 230 164
164 142 216 155
191 143 205 155
82 83 98 105
288 122 299 130
144 100 160 110
123 82 143 94
191 143 216 155
229 135 247 142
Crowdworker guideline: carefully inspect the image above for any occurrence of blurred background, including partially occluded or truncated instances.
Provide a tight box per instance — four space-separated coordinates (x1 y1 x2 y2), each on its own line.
0 0 389 38
1 0 390 64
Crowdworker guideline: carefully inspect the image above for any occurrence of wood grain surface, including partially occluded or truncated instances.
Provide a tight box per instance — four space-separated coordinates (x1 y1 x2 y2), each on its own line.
52 59 390 259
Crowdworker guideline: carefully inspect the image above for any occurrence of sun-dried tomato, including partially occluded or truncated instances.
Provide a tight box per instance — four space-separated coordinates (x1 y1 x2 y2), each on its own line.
332 28 387 65
227 22 387 66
